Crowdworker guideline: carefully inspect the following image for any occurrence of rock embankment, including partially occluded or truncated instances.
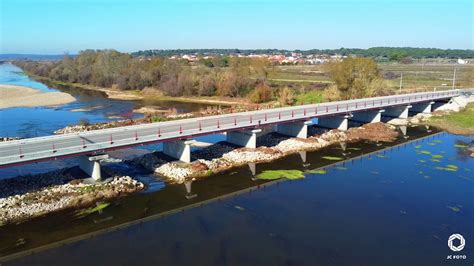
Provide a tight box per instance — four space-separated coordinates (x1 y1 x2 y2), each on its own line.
154 123 397 183
346 122 399 142
0 175 144 225
0 137 20 142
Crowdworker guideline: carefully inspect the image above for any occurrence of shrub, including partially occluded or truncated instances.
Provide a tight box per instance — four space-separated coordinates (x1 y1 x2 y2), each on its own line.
248 83 272 103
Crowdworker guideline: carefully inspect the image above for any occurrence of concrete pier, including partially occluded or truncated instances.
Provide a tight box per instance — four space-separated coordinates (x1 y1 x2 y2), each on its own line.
384 105 412 119
226 129 262 148
351 109 384 123
78 154 109 181
317 115 351 131
276 120 312 138
411 101 434 114
163 139 195 163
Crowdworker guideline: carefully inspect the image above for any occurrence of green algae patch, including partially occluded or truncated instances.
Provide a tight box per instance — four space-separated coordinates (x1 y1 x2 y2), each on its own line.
418 160 427 163
433 140 443 143
419 150 431 155
321 156 344 161
256 170 304 180
430 159 441 163
446 164 459 170
431 154 443 159
454 144 468 148
435 165 459 172
347 147 361 151
307 169 327 175
447 206 461 212
414 145 422 149
74 202 110 219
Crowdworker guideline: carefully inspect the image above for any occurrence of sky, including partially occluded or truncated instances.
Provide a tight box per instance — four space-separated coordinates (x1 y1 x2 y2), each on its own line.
1 0 473 54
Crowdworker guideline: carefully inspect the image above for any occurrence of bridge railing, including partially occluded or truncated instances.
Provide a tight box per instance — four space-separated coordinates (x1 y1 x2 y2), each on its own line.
0 89 468 167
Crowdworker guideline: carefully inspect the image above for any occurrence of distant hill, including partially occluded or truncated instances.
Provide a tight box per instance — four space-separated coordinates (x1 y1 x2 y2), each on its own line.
132 47 474 59
0 54 73 61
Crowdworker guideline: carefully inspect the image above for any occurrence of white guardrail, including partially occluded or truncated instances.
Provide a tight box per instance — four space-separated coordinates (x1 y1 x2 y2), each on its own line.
0 89 472 167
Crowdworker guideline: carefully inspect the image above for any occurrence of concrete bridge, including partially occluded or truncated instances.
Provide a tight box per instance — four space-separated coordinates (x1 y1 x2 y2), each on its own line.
0 89 472 180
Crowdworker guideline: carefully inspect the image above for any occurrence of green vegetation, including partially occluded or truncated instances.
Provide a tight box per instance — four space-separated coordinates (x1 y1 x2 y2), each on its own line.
256 170 304 180
306 169 327 175
427 103 474 135
14 49 473 106
435 164 459 172
14 50 272 101
324 58 387 100
447 206 461 212
74 202 110 218
295 90 324 104
321 156 345 161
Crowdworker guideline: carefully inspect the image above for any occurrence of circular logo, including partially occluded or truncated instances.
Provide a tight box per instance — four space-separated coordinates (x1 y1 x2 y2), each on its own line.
448 234 465 252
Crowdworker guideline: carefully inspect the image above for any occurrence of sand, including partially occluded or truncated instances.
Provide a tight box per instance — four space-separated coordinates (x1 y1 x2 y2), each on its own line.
0 84 76 109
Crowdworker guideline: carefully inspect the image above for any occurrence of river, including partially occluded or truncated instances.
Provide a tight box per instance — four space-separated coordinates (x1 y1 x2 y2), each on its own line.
0 64 473 266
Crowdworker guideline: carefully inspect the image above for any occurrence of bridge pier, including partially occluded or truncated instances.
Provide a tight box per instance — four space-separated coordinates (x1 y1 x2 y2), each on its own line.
351 109 385 123
411 101 434 114
276 120 312 138
317 115 351 131
384 105 412 119
163 139 195 163
78 154 108 181
226 129 262 148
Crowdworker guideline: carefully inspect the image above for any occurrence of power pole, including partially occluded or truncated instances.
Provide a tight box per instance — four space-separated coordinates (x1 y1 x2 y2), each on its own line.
399 73 403 93
452 68 456 90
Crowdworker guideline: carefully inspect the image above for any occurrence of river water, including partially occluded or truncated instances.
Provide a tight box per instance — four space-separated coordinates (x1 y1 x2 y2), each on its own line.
0 64 473 265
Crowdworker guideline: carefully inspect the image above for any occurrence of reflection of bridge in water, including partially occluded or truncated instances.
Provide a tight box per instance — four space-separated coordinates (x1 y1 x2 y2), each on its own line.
0 127 444 261
0 89 471 181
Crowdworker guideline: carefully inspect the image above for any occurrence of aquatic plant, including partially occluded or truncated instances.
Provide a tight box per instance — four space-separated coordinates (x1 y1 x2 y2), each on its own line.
74 202 110 218
306 169 327 175
256 170 304 180
454 144 468 148
321 156 344 161
447 206 461 212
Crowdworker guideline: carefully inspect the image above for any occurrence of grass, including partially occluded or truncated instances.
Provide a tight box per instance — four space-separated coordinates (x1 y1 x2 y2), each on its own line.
295 90 324 104
427 103 474 135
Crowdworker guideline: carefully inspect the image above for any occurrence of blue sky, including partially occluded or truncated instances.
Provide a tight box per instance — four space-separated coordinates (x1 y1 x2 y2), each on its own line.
1 0 472 54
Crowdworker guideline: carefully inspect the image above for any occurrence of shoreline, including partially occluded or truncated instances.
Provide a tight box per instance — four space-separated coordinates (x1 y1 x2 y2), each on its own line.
0 84 76 109
28 73 249 106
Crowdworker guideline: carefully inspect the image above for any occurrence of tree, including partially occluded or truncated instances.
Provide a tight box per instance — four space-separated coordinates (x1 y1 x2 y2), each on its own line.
325 58 383 99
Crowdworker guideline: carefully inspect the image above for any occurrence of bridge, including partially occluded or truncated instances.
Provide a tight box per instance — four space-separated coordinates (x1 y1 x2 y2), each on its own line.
0 89 472 180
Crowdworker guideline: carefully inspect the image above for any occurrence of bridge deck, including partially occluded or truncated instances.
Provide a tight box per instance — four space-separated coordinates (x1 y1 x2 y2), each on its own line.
0 89 470 167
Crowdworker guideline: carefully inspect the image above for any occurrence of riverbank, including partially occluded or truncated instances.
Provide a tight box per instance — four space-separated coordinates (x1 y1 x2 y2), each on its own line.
28 74 249 106
0 84 76 109
425 103 474 135
0 169 144 226
134 122 399 183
